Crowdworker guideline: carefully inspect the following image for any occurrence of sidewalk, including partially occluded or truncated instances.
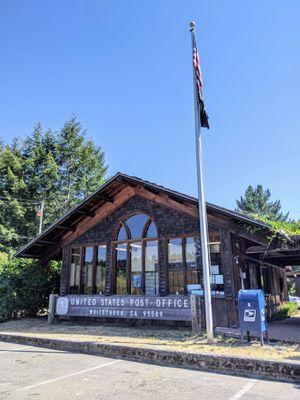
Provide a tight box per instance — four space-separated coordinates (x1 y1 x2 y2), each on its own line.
216 312 300 344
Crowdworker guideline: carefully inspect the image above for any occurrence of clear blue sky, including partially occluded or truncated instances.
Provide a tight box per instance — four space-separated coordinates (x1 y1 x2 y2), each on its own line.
1 1 300 218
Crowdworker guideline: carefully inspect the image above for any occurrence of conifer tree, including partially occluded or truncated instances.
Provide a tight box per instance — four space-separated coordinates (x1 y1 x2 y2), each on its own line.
57 117 107 211
0 116 107 252
236 185 289 222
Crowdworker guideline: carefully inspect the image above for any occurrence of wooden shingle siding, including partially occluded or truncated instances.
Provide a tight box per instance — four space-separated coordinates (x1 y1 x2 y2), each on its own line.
60 195 231 300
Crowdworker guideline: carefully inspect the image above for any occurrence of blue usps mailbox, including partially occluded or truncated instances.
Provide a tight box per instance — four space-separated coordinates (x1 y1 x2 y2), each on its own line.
238 289 268 345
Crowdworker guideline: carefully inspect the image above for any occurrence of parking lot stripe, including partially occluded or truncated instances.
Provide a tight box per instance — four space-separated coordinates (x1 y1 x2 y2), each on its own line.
228 379 257 400
15 359 121 392
0 345 28 353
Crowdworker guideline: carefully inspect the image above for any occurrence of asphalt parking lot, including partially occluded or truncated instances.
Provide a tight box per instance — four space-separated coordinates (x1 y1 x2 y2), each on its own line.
0 341 299 400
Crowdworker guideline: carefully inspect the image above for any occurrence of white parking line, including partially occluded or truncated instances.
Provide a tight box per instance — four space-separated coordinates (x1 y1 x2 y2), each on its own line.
229 379 257 400
15 359 121 392
0 345 29 353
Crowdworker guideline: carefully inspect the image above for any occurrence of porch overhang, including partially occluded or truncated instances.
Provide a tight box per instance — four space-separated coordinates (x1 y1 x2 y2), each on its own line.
246 244 300 266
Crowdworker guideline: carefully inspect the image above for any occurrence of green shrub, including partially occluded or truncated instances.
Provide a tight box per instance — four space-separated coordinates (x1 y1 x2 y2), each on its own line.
0 271 17 322
278 302 298 319
0 258 60 322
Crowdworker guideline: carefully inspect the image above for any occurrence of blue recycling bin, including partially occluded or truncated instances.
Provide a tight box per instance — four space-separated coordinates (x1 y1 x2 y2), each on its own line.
238 289 268 345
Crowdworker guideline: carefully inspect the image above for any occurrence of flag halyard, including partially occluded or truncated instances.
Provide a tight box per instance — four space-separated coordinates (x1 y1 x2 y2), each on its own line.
192 33 210 129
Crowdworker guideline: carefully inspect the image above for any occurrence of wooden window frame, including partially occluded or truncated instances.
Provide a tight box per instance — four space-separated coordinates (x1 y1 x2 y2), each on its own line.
166 234 219 295
94 244 107 295
113 237 159 295
67 247 82 295
166 236 187 295
68 243 107 295
112 215 159 295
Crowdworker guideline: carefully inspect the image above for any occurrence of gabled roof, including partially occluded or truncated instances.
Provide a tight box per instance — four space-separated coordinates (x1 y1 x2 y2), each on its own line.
15 172 270 260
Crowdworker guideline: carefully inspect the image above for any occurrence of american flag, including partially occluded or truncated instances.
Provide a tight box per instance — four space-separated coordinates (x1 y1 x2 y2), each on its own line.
192 35 209 129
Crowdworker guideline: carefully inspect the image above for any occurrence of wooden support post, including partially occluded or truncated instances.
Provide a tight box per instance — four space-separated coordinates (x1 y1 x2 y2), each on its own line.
191 294 201 333
48 294 59 324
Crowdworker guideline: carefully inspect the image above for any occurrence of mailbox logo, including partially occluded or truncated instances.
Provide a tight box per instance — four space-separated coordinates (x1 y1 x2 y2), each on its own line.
244 309 256 322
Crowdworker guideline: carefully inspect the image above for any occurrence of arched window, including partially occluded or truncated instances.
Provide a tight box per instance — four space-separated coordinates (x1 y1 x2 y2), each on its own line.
115 214 159 295
117 214 157 240
146 220 158 238
117 225 128 241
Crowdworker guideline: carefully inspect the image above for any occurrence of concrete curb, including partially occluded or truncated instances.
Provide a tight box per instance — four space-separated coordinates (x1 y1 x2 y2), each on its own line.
0 333 299 383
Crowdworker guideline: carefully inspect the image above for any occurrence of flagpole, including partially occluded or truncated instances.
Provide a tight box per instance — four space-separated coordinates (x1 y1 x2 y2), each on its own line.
38 200 44 235
190 21 214 342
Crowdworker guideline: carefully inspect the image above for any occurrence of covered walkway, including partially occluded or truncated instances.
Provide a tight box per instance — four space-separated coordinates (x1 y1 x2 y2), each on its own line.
217 311 300 343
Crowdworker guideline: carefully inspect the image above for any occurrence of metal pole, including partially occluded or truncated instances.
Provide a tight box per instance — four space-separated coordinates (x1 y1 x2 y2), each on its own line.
190 21 214 342
38 200 44 234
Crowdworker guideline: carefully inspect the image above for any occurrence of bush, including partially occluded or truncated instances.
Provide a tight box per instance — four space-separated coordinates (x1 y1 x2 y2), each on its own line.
0 271 17 321
0 258 60 322
278 302 298 319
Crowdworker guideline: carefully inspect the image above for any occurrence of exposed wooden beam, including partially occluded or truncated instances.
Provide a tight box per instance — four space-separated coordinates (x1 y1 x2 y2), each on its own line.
246 245 300 255
266 247 300 254
61 186 136 246
247 252 300 266
95 194 114 203
39 247 62 265
57 225 75 232
230 227 268 246
134 186 198 218
262 253 300 260
207 214 230 229
246 245 267 254
76 210 95 217
37 240 58 245
245 256 282 269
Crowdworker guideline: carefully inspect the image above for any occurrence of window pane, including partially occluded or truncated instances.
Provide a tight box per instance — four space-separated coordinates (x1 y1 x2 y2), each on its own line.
210 242 220 254
125 214 149 239
117 225 128 240
209 237 224 296
116 243 127 294
96 245 106 294
168 238 184 294
130 242 142 295
69 248 81 294
82 247 94 294
146 221 158 238
145 240 159 295
186 237 198 287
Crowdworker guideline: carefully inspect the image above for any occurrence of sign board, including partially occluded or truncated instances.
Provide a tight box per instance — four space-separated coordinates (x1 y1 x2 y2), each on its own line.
187 284 201 293
55 295 192 321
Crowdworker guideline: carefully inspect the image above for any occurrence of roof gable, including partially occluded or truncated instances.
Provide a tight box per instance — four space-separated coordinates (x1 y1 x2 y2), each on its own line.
15 172 271 261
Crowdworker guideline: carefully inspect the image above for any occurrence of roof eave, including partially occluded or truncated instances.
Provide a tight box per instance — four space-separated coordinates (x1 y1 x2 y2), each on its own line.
15 172 273 259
